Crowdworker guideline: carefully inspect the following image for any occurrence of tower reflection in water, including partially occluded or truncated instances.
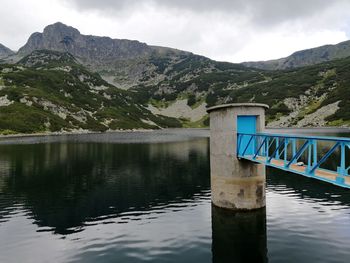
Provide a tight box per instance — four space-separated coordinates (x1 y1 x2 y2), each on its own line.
212 205 268 263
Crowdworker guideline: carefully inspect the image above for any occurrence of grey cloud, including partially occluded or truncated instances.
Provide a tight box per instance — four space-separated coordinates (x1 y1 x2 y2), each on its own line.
65 0 347 26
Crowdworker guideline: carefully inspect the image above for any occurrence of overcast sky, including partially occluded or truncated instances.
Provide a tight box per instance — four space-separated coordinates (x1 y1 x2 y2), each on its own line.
1 0 350 62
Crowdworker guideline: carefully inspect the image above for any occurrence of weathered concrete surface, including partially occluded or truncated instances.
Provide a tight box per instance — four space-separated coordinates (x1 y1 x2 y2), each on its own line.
207 103 268 210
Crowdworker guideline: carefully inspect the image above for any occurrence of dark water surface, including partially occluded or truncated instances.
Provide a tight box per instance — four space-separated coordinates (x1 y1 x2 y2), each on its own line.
0 129 350 263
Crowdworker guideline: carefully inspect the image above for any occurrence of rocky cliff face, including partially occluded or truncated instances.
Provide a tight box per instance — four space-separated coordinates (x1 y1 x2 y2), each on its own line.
242 40 350 70
0 43 14 59
18 22 188 88
18 22 154 62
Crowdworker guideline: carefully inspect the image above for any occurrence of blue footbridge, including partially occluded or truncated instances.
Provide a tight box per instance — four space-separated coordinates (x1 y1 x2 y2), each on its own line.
237 132 350 189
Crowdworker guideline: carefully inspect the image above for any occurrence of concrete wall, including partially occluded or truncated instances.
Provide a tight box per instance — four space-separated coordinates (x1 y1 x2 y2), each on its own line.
208 104 268 210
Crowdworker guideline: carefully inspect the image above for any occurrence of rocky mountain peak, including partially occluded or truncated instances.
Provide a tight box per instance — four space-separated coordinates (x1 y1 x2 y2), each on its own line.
0 43 14 59
18 22 154 63
14 22 192 88
43 22 81 41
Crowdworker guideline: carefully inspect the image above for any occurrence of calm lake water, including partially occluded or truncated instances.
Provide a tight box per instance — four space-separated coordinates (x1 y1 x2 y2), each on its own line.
0 129 350 263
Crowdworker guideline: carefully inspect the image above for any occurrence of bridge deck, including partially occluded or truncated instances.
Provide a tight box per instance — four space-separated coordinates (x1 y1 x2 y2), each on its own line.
241 155 350 188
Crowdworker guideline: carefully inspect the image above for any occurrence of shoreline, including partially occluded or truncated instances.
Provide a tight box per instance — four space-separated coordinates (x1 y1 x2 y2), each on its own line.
1 126 350 140
0 129 155 139
266 127 350 133
0 128 209 139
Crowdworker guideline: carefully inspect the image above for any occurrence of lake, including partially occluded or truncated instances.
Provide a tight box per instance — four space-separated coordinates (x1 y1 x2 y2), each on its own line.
0 129 350 263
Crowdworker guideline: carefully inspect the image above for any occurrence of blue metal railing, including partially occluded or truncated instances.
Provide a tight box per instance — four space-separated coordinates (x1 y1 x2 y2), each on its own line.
237 132 350 188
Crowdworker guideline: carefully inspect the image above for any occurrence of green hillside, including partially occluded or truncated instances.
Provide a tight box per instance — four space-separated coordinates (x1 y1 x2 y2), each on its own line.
132 54 350 127
3 30 350 134
2 49 350 134
0 50 181 134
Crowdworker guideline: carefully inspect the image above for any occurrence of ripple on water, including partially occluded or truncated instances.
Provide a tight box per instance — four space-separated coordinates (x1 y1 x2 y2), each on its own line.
266 169 350 263
60 197 212 263
1 131 350 263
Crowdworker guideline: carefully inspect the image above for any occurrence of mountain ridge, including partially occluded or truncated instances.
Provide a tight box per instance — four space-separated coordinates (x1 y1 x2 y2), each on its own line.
17 22 191 89
2 22 350 134
19 22 154 60
0 43 14 59
242 39 350 70
7 22 350 73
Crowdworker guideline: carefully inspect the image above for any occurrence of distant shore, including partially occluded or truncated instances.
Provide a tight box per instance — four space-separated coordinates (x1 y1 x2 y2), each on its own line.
0 129 156 139
1 126 350 140
266 127 350 133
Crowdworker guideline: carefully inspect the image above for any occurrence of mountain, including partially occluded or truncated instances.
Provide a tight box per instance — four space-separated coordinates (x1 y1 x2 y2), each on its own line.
15 23 266 128
1 22 350 134
0 43 14 59
18 22 189 89
242 40 350 70
0 50 180 134
18 22 154 61
133 53 350 128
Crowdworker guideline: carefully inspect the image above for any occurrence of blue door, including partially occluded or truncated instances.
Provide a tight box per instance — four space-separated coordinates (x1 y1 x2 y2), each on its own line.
237 116 257 155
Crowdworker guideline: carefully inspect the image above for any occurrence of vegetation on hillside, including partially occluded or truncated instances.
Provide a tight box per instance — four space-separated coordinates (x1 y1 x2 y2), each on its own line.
2 47 350 134
0 50 181 134
132 53 350 127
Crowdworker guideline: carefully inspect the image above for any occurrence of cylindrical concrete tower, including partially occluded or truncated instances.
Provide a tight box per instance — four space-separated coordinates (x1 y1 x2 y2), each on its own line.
207 103 269 210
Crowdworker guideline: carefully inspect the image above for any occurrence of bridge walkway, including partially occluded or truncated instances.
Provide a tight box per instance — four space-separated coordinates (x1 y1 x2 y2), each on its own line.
237 133 350 189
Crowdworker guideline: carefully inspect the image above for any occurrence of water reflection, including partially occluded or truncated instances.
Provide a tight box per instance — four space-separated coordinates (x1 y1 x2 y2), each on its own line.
212 206 268 263
267 167 350 207
0 138 210 235
1 130 350 263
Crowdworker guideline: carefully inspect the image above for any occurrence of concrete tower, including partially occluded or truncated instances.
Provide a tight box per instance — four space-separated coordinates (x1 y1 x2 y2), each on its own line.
207 103 269 210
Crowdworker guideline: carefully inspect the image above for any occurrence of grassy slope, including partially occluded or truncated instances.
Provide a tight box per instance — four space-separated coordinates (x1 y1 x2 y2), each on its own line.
0 50 181 134
2 50 350 133
132 54 350 126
